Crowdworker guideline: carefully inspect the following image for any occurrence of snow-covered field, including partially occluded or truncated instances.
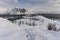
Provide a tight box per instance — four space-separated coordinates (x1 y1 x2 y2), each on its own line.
0 15 60 40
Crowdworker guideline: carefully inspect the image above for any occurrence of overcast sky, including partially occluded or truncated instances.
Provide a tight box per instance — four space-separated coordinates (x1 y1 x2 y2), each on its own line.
0 0 55 8
0 0 60 12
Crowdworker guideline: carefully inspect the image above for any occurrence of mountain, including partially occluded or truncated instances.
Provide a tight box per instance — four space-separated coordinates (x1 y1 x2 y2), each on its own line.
9 8 26 14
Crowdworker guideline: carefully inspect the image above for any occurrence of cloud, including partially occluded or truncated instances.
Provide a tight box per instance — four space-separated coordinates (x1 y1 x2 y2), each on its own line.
28 0 54 5
0 0 18 8
26 0 60 12
2 0 18 3
0 8 8 13
0 0 18 13
0 0 60 13
0 0 54 8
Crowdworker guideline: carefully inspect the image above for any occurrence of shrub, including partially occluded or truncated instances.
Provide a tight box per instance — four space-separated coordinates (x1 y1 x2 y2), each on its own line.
47 23 53 30
52 24 56 31
47 23 57 31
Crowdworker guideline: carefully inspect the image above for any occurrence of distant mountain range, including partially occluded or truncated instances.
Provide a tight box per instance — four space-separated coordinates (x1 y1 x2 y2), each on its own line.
0 7 60 14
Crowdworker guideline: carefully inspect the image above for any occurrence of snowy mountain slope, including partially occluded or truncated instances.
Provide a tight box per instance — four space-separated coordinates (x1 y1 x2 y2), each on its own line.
15 15 54 30
10 15 57 40
0 15 60 40
0 18 20 36
0 18 29 40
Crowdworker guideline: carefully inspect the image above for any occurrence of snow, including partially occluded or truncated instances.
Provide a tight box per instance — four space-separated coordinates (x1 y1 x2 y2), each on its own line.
0 15 60 40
